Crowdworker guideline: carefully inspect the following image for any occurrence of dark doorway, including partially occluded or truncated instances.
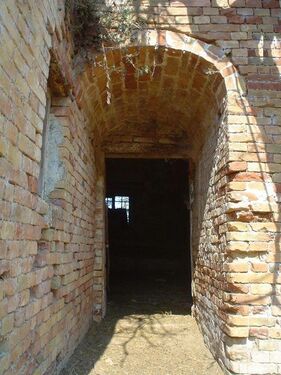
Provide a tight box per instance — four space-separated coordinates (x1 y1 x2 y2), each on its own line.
105 158 191 314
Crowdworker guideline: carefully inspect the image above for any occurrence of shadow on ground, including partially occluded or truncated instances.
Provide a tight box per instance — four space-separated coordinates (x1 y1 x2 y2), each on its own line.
61 272 222 375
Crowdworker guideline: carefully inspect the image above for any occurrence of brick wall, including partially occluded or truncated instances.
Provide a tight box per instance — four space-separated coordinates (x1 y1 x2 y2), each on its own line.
0 1 98 374
192 106 229 370
0 0 281 374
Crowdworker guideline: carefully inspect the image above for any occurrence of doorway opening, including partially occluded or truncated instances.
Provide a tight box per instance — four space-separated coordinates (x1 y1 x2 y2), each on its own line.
105 158 191 314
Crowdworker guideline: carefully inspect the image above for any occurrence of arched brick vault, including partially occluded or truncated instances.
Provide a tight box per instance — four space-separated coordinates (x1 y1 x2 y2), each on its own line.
73 30 264 373
76 31 247 160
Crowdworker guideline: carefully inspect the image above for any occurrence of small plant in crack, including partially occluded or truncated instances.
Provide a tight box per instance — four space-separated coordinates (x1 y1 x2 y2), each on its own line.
66 0 156 103
66 0 145 50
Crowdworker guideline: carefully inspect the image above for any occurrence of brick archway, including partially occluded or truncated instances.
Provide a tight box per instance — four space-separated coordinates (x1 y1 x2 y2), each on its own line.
76 29 247 102
76 30 248 155
74 31 264 374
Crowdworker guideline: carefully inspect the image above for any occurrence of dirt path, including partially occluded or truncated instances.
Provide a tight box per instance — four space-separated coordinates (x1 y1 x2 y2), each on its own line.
61 281 223 375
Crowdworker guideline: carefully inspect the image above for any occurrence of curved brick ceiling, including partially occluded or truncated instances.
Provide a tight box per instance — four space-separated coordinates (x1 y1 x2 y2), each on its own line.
79 46 226 157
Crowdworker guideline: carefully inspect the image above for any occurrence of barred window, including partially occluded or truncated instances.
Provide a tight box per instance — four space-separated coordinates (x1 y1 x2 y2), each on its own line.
105 196 130 223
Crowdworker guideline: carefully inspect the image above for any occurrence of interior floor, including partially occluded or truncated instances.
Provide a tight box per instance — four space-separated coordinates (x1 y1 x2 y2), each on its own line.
61 288 223 375
106 158 192 310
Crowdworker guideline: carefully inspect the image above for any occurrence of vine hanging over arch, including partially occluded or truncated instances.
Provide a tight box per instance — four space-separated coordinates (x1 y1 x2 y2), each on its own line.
66 0 145 51
66 0 156 103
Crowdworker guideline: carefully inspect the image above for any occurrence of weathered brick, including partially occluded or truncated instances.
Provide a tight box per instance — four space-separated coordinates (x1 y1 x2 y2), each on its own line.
1 1 281 375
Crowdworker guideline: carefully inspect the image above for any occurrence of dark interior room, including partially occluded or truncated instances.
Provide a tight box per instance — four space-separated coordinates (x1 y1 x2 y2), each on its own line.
105 158 192 313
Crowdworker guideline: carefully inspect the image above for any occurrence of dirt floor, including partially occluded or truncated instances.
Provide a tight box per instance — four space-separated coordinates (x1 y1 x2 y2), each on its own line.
61 276 223 375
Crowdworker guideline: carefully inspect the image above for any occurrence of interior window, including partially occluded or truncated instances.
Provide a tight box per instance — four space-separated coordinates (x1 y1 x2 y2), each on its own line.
105 196 130 223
